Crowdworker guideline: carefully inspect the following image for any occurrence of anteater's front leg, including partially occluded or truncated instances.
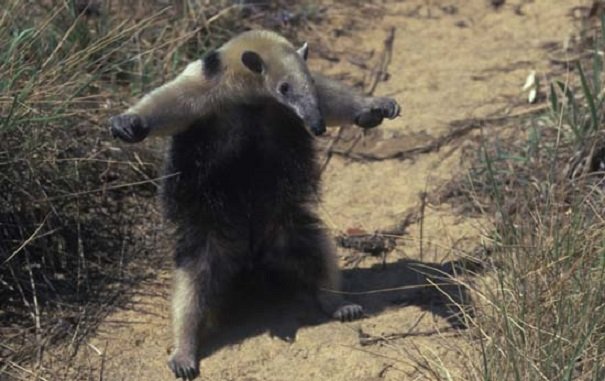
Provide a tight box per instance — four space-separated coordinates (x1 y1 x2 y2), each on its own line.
109 60 218 143
109 68 401 144
313 73 401 129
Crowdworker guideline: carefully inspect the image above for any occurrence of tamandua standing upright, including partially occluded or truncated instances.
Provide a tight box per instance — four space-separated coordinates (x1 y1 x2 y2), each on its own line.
110 30 401 380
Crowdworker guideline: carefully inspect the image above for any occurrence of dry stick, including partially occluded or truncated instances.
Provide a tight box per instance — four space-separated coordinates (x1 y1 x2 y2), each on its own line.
359 311 426 346
34 173 178 203
334 103 550 162
161 4 239 71
24 252 43 378
5 361 50 381
360 326 460 346
418 191 427 262
320 127 346 173
320 27 397 173
342 26 397 158
3 213 49 265
40 8 85 70
340 344 417 369
548 51 591 65
98 341 108 381
366 26 396 96
378 206 421 236
319 281 452 296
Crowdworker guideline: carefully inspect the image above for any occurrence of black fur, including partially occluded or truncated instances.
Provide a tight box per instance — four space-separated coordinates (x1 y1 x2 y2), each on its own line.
160 73 374 379
241 51 264 74
161 99 329 295
202 50 221 78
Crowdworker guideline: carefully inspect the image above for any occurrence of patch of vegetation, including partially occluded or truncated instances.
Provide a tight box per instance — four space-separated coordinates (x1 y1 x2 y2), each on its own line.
0 0 323 378
460 15 605 381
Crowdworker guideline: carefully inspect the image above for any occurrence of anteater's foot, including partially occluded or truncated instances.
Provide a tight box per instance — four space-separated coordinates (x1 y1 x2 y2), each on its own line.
332 302 364 322
168 350 199 380
318 291 364 322
355 97 401 129
109 114 150 143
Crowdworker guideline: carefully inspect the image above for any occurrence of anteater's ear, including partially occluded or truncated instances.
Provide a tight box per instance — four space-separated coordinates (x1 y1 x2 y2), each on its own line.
241 51 264 74
297 42 308 61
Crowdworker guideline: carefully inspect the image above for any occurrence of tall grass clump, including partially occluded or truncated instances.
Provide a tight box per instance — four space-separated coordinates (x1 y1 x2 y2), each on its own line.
464 15 605 381
0 1 253 378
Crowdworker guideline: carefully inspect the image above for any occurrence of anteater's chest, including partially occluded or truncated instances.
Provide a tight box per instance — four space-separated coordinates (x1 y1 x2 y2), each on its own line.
161 102 320 226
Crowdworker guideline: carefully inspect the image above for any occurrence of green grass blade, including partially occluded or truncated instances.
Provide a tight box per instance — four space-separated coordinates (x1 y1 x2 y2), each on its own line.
557 81 581 138
577 62 598 132
549 82 559 114
1 94 19 130
601 12 605 42
592 39 602 96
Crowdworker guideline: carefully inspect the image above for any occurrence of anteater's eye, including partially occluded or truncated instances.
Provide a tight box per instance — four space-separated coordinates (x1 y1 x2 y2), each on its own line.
279 82 290 95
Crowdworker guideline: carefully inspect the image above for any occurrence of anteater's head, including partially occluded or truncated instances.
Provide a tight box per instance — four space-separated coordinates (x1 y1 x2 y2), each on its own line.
221 30 325 136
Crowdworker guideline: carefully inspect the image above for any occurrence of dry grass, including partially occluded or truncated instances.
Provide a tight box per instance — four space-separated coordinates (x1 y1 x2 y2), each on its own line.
3 1 602 380
0 1 322 379
465 139 605 380
451 18 605 381
395 11 605 381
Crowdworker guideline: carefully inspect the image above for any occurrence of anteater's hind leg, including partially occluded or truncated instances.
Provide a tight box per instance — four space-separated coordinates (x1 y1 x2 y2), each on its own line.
265 217 363 322
315 232 364 321
168 233 241 380
168 265 205 380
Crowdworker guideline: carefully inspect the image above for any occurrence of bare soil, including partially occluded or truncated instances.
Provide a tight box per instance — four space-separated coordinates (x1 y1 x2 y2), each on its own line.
60 1 585 380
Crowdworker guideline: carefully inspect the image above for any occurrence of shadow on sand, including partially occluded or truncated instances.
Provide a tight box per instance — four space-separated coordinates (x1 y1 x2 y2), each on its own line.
198 257 482 360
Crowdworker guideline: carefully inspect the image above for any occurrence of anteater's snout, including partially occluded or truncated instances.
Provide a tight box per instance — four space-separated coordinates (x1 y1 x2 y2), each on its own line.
310 118 326 136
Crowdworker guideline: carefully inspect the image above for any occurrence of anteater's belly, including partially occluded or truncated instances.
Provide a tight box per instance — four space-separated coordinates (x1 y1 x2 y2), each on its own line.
161 103 319 235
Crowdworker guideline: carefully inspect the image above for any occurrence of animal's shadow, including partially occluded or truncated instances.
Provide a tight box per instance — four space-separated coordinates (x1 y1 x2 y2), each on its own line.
198 257 481 360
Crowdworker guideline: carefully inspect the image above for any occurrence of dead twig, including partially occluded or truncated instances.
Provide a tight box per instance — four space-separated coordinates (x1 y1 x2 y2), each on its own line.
333 104 549 162
418 191 427 261
366 26 396 96
320 27 397 172
358 326 461 346
319 127 346 173
3 213 49 265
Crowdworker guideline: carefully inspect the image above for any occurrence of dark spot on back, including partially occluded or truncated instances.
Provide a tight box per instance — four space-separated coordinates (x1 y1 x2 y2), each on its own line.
203 50 221 78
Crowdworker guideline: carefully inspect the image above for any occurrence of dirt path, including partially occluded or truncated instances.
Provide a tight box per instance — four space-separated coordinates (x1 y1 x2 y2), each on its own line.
70 1 583 380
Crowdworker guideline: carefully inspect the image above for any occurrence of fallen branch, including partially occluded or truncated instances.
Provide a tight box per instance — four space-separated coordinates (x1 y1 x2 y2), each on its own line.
333 104 549 162
321 27 397 172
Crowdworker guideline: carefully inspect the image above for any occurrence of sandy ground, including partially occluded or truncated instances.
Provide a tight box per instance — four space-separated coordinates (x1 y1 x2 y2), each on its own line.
62 1 585 380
